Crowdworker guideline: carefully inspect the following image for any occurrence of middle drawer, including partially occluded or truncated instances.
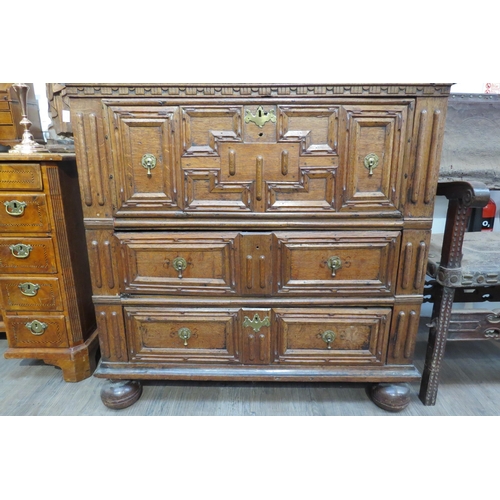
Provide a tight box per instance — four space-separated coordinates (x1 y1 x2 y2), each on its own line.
0 276 63 312
117 230 400 296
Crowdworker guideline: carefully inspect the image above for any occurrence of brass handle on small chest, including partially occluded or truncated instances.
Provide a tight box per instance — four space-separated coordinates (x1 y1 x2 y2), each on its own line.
364 153 379 176
25 320 48 336
9 243 33 259
321 330 336 349
141 153 157 177
4 200 27 216
172 257 188 278
18 282 40 296
178 327 192 346
327 256 342 277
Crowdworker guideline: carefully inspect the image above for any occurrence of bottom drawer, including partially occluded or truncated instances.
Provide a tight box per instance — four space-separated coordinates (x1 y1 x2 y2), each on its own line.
5 314 69 348
274 308 392 365
123 306 391 366
125 308 239 363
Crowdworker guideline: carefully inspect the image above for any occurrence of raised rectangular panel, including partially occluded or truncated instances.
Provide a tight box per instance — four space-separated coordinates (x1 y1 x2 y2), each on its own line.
105 105 181 214
341 103 411 213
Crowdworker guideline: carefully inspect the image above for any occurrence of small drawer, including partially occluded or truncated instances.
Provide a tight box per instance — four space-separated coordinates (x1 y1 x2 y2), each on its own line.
5 314 69 348
124 307 239 363
0 110 12 123
0 237 57 274
0 194 50 233
117 232 238 295
0 163 43 191
273 307 392 366
0 100 10 110
275 231 400 296
0 277 63 312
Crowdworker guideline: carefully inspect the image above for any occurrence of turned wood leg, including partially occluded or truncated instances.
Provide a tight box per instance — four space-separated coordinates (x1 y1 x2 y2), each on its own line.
370 383 411 412
419 286 455 406
101 380 142 409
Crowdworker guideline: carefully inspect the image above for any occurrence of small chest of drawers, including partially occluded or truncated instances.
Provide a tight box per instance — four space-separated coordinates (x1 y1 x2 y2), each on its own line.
66 83 451 410
0 153 98 381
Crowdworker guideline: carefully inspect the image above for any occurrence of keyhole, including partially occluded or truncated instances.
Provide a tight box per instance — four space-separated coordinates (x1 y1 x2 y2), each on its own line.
258 109 262 117
258 132 263 137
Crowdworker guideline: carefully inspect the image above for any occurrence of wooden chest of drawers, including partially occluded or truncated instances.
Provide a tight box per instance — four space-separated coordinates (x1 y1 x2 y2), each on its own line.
66 83 451 410
0 153 98 381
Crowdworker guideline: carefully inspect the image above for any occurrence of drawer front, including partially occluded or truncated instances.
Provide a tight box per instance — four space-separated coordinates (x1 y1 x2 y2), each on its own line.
0 277 63 311
95 99 414 218
124 307 239 363
0 237 57 274
273 308 392 365
0 194 50 233
0 163 43 191
118 232 238 295
5 314 69 348
275 231 400 295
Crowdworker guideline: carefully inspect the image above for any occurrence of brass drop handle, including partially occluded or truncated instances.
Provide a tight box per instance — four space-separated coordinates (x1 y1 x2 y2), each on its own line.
321 330 336 349
18 282 40 296
4 200 27 216
172 257 188 278
141 153 157 177
486 311 500 324
9 243 33 259
178 327 192 346
25 319 48 336
327 256 342 277
485 329 500 340
364 153 379 176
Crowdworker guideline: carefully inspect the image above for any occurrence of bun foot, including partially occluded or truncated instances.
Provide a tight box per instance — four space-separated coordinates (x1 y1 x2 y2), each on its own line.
101 380 142 409
370 383 411 412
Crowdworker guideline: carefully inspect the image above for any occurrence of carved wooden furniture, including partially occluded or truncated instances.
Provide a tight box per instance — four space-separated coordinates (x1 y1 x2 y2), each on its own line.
0 153 98 381
421 184 500 406
66 83 452 411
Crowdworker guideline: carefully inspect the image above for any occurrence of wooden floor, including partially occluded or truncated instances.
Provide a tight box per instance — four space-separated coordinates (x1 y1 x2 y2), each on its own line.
1 320 500 416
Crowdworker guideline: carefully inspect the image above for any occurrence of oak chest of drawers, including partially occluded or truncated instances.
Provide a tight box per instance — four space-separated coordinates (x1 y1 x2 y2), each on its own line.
0 153 98 381
66 83 452 410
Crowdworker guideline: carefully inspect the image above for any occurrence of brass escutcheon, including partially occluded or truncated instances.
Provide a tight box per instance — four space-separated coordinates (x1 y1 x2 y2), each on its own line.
4 200 27 216
9 243 33 259
178 327 192 346
364 153 379 175
327 256 342 277
321 330 336 349
18 282 40 297
141 153 157 177
244 106 277 128
172 257 188 278
25 319 48 336
243 313 270 333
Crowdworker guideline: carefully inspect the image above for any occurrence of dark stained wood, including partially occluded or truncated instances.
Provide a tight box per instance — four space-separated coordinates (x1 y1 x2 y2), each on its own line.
0 153 97 382
66 83 452 410
100 379 142 410
370 383 411 412
420 180 492 405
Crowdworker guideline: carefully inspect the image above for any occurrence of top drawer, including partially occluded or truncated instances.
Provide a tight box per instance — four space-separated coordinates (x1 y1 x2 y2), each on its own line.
85 100 413 218
0 164 43 191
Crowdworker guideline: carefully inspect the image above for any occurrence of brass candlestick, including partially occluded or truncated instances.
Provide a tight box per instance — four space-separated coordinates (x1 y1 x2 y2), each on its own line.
9 83 48 154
